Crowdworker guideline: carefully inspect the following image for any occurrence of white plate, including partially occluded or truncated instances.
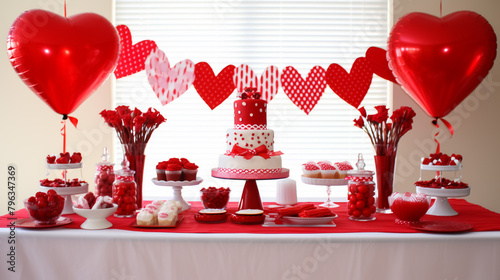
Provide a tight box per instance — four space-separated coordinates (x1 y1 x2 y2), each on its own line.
416 186 470 197
420 164 461 172
300 176 347 186
46 163 83 169
151 177 203 186
282 214 338 225
40 183 89 196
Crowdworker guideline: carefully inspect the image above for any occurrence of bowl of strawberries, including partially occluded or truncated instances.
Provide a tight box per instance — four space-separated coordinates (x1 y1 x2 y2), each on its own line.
24 190 65 225
200 187 230 209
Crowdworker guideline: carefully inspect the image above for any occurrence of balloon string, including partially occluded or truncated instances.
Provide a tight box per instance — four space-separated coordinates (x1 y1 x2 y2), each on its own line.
440 0 442 17
64 0 67 17
60 120 67 153
431 117 454 154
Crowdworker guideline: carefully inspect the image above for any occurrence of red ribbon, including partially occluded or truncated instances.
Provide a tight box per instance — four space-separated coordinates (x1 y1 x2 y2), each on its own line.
60 115 79 153
432 117 454 153
229 144 283 159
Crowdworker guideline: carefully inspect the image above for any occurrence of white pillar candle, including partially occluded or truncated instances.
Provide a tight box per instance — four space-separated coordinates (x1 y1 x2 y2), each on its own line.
276 179 297 205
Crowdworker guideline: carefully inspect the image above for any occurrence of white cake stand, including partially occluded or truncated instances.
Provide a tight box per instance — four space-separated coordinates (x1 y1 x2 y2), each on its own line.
301 176 347 208
39 183 89 214
151 177 203 211
416 186 470 216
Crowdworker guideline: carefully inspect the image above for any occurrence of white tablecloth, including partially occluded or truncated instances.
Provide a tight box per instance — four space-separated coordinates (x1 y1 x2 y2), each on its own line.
1 228 499 280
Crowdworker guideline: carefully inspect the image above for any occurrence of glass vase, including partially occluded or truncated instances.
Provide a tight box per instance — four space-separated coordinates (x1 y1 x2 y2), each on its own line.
373 144 397 213
122 143 146 209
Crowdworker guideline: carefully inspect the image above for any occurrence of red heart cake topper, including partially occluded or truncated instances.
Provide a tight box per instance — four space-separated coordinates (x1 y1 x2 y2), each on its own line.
7 9 120 116
193 63 236 110
114 25 157 79
326 57 373 109
233 65 280 102
281 66 326 115
388 11 497 118
145 48 195 106
365 47 398 84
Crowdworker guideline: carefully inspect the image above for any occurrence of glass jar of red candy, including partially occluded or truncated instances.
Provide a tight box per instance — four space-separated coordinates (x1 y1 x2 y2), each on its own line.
112 158 137 217
200 187 231 209
347 169 376 221
95 148 115 197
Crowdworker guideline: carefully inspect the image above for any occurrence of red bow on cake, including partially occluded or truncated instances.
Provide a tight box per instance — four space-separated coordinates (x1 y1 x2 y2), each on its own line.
229 145 283 159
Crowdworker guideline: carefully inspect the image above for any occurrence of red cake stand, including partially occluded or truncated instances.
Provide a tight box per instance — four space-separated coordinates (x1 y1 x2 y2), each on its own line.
212 168 289 210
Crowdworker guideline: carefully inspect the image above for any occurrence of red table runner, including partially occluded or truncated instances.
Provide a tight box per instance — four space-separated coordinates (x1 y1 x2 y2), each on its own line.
2 199 500 234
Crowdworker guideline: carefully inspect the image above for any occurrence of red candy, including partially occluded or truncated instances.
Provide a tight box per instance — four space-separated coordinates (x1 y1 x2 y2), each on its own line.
40 178 86 188
95 165 115 197
422 153 462 166
25 191 65 224
112 179 137 216
347 181 376 219
47 152 82 164
415 178 468 189
200 187 230 209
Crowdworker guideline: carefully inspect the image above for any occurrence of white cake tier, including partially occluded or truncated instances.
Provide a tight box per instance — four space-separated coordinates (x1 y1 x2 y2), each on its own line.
225 129 275 152
217 154 282 174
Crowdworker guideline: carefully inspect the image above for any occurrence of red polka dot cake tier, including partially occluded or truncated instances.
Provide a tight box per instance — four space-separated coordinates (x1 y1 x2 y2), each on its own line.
217 88 283 175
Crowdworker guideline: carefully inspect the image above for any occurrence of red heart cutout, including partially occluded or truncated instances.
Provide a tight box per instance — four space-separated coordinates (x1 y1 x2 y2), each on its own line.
388 11 497 118
326 57 373 109
365 47 398 84
281 66 326 115
7 9 120 115
114 25 157 79
193 63 236 110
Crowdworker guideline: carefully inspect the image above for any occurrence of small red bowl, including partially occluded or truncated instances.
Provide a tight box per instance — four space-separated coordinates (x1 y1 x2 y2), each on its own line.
389 192 429 224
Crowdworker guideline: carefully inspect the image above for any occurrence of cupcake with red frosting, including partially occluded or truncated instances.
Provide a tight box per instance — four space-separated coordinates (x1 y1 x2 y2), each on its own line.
165 163 182 181
301 161 321 178
182 162 199 181
156 161 168 181
334 161 353 179
317 161 339 179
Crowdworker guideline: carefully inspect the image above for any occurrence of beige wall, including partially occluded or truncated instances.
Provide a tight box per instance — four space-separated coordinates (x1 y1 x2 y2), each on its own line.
0 0 499 215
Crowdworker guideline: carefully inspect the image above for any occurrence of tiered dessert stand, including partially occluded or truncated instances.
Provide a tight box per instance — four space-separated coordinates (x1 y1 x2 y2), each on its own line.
416 162 470 216
300 177 347 208
212 169 289 210
41 163 88 214
151 177 203 211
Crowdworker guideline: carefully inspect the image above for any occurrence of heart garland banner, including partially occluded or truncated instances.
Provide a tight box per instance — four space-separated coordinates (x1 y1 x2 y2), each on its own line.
280 66 327 115
233 65 280 102
114 25 158 79
326 57 374 109
193 62 236 110
145 48 195 106
365 47 399 85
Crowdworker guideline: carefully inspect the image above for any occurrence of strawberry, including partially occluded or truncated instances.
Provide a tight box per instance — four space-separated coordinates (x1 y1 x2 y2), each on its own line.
46 155 56 164
70 152 82 163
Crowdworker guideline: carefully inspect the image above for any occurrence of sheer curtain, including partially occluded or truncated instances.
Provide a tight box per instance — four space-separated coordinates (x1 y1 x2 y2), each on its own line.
114 0 389 202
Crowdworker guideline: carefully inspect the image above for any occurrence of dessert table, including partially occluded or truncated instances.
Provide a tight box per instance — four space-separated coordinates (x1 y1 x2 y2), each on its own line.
2 199 500 280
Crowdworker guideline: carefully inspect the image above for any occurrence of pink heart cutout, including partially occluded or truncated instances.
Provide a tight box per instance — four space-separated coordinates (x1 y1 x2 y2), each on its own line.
281 66 326 115
326 57 373 109
145 49 195 106
233 65 280 102
193 63 236 110
114 25 157 79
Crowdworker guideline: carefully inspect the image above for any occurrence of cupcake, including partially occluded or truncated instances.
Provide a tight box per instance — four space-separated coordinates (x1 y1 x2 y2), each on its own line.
334 161 353 179
156 161 168 181
182 162 199 181
317 161 339 179
301 161 321 178
165 163 182 181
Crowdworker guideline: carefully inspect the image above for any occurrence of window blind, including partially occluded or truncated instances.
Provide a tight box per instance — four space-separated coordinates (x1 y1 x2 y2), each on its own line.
114 0 389 202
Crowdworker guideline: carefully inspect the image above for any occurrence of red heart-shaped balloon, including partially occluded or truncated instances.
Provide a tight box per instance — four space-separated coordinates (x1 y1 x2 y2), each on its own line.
114 25 157 79
388 11 497 118
326 57 373 109
7 9 120 115
193 63 236 110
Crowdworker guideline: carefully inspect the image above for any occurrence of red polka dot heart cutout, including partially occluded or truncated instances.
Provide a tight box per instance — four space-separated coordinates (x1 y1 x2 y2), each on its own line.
326 57 373 109
280 66 327 115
